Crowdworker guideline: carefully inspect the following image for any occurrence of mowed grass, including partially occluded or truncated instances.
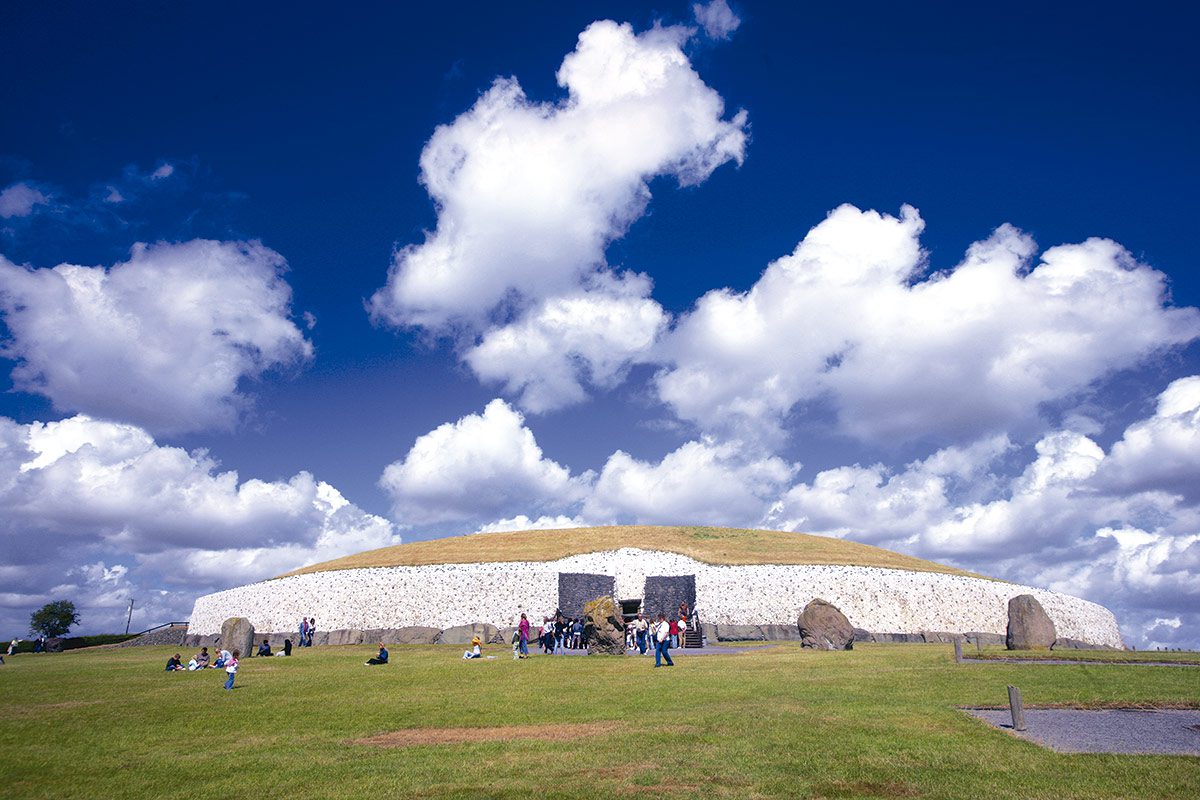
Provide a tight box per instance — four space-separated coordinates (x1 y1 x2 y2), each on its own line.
282 525 986 579
2 644 1198 799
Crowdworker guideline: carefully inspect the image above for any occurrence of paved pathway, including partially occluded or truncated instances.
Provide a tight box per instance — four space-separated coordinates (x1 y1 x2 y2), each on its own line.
538 643 778 657
965 708 1200 755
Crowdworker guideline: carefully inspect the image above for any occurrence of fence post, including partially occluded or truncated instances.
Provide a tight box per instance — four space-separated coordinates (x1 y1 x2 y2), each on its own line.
1007 685 1027 731
953 640 963 663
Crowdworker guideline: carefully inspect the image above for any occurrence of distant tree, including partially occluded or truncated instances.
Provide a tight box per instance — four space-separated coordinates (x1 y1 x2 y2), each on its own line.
30 600 80 638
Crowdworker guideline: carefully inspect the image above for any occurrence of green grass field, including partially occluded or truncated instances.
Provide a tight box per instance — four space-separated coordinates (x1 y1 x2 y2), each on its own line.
2 643 1197 799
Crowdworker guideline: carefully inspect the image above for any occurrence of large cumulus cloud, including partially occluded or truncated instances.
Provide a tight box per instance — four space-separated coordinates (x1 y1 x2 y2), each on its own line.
0 415 397 636
656 204 1200 446
370 19 746 411
0 239 313 435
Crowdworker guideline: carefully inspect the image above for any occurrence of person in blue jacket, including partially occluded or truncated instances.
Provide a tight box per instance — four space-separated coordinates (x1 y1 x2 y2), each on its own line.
366 643 389 665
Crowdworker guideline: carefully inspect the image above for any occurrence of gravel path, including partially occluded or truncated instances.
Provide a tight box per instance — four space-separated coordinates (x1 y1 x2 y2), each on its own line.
962 657 1199 667
965 708 1200 754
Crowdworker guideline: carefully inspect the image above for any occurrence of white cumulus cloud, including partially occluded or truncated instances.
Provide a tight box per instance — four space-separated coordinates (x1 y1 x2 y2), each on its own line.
379 399 591 526
656 204 1200 446
1095 376 1200 501
585 438 795 527
0 415 398 635
0 182 50 218
370 18 745 411
464 271 668 412
0 239 313 434
693 0 742 39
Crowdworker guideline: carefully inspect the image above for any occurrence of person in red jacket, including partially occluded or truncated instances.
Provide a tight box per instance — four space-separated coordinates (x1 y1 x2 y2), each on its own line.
517 613 530 658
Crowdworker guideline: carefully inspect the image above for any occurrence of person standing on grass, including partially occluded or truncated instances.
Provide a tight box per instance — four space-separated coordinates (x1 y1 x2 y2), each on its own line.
307 618 317 647
668 617 680 648
7 638 17 656
517 613 530 658
554 615 568 655
654 615 673 668
299 617 308 647
635 613 649 655
224 650 240 689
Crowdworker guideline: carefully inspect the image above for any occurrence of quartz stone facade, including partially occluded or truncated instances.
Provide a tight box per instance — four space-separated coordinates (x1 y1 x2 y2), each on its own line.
187 547 1124 648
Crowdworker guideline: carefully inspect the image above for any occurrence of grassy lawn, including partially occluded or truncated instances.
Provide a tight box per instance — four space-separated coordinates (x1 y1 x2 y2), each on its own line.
2 643 1197 799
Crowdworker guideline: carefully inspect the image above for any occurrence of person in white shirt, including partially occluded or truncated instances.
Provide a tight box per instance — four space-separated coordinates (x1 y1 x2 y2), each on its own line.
653 614 674 668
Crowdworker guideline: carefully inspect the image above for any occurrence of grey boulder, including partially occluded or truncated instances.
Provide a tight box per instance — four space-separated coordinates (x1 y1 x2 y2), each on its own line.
798 599 854 650
1006 595 1056 650
583 596 625 655
220 617 256 657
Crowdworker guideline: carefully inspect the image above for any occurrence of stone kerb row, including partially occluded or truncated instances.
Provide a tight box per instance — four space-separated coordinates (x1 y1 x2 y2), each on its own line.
186 548 1123 648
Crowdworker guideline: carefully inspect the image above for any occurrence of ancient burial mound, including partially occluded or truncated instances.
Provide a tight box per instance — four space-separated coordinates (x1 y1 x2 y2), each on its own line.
186 525 1123 649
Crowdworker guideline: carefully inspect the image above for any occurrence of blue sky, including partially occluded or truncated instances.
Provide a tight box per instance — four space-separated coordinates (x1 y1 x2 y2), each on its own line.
1 1 1198 647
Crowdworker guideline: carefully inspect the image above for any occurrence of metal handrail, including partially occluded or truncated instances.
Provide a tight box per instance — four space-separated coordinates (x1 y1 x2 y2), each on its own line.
134 621 190 636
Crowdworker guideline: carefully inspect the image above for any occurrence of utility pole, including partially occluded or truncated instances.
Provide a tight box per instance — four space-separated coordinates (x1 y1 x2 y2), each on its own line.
125 598 135 635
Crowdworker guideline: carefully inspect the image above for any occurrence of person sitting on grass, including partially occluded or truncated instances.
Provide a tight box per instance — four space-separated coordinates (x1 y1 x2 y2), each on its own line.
213 649 231 669
190 647 210 670
462 635 483 659
366 643 389 665
165 653 185 671
276 638 292 657
257 639 272 657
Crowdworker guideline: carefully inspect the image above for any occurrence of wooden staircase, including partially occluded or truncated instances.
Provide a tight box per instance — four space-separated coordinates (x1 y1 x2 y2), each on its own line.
683 628 703 648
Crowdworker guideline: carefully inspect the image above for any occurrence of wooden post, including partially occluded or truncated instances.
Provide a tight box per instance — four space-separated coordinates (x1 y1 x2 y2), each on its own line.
953 640 963 663
1007 685 1027 731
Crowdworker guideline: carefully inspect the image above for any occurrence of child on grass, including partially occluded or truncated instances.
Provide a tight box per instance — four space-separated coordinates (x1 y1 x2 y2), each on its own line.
224 650 240 689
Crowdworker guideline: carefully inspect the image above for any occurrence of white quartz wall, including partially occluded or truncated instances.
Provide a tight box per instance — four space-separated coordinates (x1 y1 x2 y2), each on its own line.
187 548 1123 648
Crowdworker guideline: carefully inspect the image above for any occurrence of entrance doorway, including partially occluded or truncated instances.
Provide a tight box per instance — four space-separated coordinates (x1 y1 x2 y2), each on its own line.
619 599 642 624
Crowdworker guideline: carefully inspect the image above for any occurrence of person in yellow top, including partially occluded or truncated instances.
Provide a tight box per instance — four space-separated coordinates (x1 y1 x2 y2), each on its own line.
462 635 483 659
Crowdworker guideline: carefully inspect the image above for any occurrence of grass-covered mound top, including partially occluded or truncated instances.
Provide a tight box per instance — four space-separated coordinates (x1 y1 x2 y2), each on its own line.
279 525 987 579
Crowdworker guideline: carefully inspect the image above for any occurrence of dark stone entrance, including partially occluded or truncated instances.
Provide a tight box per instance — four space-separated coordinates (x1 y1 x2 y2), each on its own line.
642 575 696 619
557 572 615 618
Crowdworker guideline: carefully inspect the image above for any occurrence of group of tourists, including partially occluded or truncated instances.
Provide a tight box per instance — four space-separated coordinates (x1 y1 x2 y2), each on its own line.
297 616 317 647
627 602 697 652
258 638 293 657
165 646 241 689
532 612 586 655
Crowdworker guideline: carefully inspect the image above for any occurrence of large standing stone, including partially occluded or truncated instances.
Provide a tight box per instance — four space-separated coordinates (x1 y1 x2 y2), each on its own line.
1006 595 1056 650
45 637 66 653
582 596 625 655
438 623 498 646
220 617 255 657
798 599 854 650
